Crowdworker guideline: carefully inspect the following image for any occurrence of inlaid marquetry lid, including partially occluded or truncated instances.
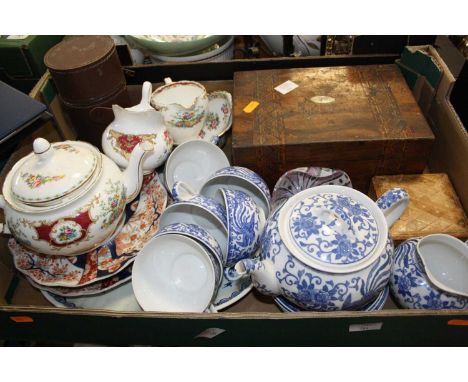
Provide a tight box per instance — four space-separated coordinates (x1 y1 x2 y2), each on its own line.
279 185 388 274
11 138 99 205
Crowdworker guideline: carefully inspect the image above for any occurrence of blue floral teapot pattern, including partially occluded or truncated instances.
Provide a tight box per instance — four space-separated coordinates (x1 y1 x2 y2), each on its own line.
229 185 409 311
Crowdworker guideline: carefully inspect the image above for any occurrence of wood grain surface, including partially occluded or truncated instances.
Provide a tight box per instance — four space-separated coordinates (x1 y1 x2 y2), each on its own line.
232 65 435 191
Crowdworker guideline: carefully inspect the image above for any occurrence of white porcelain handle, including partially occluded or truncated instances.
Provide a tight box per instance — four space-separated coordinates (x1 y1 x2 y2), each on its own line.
0 195 11 235
140 81 152 107
204 304 217 313
171 181 197 202
164 77 173 85
225 258 260 281
376 188 409 228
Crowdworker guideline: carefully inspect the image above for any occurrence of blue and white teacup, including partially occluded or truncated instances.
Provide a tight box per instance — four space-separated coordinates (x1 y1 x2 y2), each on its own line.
219 188 266 267
162 181 228 263
390 234 468 309
200 166 271 218
132 233 221 313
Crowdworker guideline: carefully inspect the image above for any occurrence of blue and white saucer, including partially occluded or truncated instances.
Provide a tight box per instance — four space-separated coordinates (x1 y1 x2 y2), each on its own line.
274 285 390 313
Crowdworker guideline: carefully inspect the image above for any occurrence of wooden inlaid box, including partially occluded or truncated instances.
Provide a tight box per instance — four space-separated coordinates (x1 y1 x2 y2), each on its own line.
232 64 435 192
369 173 468 241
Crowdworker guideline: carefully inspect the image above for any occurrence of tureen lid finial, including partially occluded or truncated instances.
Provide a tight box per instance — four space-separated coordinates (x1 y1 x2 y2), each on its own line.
33 138 51 155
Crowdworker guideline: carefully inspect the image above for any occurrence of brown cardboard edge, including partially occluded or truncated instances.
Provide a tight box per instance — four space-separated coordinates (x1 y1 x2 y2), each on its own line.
2 305 468 319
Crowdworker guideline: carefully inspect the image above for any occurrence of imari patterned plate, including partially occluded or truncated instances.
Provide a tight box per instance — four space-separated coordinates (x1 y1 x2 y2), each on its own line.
197 91 232 145
30 265 133 297
10 172 167 289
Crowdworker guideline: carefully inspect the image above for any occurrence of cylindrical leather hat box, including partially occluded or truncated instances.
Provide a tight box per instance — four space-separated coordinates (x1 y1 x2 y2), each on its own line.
61 85 131 148
44 35 126 105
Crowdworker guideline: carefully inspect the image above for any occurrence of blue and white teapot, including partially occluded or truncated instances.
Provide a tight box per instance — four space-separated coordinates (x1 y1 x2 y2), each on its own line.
228 185 409 311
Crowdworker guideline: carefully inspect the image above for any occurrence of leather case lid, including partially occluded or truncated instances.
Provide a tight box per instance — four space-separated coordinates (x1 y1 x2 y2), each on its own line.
0 81 47 143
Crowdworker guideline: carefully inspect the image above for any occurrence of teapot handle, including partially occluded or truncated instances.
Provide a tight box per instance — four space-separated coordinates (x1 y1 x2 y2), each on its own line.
140 81 153 107
376 188 409 228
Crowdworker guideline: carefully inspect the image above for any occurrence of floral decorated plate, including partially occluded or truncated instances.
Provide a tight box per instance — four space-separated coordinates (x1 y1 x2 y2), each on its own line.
198 91 232 145
10 172 166 288
213 268 253 310
41 280 142 311
271 167 352 212
29 265 133 297
274 285 390 313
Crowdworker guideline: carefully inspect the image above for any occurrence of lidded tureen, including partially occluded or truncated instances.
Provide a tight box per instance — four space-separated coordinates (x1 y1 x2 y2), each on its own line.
0 137 152 256
228 185 409 311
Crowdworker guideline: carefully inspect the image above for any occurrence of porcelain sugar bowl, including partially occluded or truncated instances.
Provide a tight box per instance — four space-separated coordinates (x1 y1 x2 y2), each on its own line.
151 77 209 145
229 185 409 311
0 137 152 256
102 81 173 174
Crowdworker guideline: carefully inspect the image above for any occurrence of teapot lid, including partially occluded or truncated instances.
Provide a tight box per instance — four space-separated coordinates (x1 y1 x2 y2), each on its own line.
279 185 388 274
10 138 99 205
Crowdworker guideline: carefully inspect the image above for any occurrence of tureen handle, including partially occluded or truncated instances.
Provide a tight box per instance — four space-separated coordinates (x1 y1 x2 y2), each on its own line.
0 195 11 235
164 77 173 85
376 188 409 228
140 81 153 108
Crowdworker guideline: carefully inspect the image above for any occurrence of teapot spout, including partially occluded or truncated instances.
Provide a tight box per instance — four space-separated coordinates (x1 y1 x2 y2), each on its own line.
122 141 154 203
376 188 409 228
228 257 281 296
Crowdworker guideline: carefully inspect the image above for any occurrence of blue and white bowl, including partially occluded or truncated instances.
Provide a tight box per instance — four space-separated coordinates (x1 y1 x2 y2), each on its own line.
219 188 266 267
271 167 352 213
161 185 228 264
200 166 271 218
158 222 224 284
229 185 409 311
390 235 468 309
132 233 221 312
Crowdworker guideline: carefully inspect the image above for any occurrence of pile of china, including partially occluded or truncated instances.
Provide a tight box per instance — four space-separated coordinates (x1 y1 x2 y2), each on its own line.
3 77 468 313
0 77 235 310
132 139 270 312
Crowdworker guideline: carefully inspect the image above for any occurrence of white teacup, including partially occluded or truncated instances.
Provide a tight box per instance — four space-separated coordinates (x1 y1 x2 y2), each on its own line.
164 139 230 193
151 77 208 145
132 233 221 312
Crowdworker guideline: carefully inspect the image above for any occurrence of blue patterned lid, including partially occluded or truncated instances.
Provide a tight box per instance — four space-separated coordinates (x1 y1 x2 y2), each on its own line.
279 186 386 273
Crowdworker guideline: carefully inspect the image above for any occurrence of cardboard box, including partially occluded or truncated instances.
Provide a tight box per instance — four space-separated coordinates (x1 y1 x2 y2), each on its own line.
1 55 468 346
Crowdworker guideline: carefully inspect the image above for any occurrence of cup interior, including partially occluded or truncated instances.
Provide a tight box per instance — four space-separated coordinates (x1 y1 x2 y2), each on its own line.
165 140 230 193
201 175 269 217
418 234 468 296
153 82 205 109
132 234 216 312
160 203 228 260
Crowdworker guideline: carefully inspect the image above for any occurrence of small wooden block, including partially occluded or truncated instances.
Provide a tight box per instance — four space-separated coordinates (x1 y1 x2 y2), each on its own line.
369 173 468 240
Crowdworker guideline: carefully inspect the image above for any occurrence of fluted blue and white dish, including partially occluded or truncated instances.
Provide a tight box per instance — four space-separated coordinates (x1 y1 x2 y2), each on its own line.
390 235 468 309
271 167 352 213
200 166 271 217
229 185 409 311
220 188 265 266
